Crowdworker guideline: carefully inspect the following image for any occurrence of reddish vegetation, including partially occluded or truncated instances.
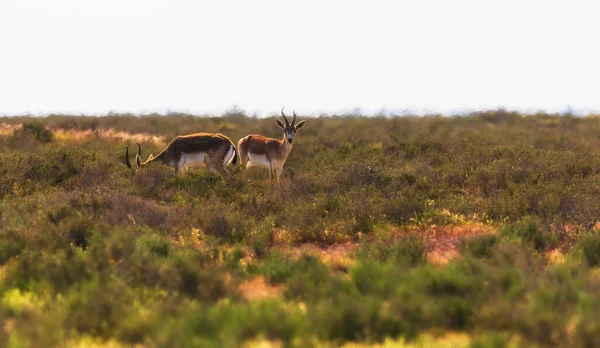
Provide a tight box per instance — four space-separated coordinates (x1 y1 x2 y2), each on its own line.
239 276 283 300
416 225 497 264
282 241 358 264
269 225 498 268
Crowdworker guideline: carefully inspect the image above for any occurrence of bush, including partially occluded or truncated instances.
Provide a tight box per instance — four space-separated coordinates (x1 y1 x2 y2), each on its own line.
24 147 94 187
261 252 295 284
310 294 387 342
16 122 53 143
156 301 306 346
500 216 555 251
284 255 339 302
3 247 90 292
246 217 276 259
574 231 600 266
460 234 499 259
350 261 397 297
64 278 131 337
0 230 24 264
357 234 427 266
196 206 249 242
136 234 171 258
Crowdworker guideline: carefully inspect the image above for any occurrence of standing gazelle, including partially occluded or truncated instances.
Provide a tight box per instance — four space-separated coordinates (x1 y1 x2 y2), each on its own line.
237 108 306 181
125 132 238 177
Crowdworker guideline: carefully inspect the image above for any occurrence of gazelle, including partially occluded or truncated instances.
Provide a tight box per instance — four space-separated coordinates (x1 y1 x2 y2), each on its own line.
237 108 306 181
124 132 238 177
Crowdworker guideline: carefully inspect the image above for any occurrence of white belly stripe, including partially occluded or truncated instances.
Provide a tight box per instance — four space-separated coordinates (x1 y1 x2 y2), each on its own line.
247 152 270 168
182 152 207 168
224 145 235 165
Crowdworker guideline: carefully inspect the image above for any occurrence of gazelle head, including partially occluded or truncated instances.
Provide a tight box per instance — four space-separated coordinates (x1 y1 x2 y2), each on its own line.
276 107 306 144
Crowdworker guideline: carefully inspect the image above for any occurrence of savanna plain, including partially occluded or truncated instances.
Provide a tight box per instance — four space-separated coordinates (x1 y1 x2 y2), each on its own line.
3 111 600 347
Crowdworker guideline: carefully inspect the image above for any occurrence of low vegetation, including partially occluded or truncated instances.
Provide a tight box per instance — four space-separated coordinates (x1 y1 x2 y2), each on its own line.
1 110 600 346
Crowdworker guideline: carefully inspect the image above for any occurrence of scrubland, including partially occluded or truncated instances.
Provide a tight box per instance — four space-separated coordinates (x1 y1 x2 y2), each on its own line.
2 110 600 346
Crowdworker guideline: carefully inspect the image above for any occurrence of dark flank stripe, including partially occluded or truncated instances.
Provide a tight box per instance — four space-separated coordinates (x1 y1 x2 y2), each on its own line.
125 133 237 172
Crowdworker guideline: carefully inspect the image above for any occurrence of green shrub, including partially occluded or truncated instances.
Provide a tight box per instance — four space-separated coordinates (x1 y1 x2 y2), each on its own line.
0 230 24 264
310 294 386 342
172 257 233 301
357 234 427 266
385 193 428 224
66 216 94 250
197 208 249 242
350 261 397 297
460 234 499 258
156 300 306 346
500 216 555 251
64 277 131 337
16 122 53 143
25 147 92 186
261 252 295 284
136 234 171 258
284 255 340 302
3 247 90 292
574 231 600 266
246 217 276 259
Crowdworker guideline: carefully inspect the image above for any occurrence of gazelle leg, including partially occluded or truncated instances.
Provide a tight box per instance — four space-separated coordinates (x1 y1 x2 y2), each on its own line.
208 151 228 178
221 165 230 177
273 167 281 188
268 162 274 181
214 163 228 178
175 155 185 174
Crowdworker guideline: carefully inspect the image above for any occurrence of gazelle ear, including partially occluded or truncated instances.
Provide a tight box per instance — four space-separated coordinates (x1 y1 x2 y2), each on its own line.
295 120 306 130
276 119 285 130
135 155 142 169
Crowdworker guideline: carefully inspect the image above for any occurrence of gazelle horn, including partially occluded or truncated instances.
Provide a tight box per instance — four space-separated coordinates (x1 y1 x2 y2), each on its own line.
135 143 142 169
281 107 290 126
125 145 132 168
292 110 297 126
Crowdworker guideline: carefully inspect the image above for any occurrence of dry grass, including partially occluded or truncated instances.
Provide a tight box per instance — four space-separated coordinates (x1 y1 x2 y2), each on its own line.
0 122 166 145
239 276 283 301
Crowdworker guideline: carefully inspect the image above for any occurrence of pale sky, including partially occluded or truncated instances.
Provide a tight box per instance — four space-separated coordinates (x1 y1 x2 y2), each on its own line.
0 0 598 117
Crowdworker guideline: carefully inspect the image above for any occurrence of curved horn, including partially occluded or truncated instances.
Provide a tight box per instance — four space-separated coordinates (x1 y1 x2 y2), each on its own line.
292 110 297 126
135 143 142 169
281 107 290 125
125 145 132 168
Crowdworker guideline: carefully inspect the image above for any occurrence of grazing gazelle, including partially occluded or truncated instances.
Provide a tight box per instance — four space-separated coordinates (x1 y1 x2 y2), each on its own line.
124 132 238 177
237 108 306 181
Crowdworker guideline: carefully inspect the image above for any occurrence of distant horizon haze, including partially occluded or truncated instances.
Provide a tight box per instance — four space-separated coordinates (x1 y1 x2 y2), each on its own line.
1 0 598 117
1 105 598 119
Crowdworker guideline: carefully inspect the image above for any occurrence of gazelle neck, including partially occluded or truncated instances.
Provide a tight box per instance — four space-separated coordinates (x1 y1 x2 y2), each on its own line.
280 135 293 157
141 152 163 167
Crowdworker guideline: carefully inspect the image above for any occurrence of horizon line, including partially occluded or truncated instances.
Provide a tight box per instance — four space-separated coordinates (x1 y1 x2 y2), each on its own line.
0 107 600 118
2 105 600 118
